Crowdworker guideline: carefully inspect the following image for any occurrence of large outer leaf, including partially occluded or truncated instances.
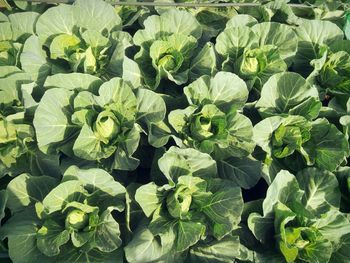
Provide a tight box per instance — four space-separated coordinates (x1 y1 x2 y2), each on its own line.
158 146 217 183
221 113 255 159
93 210 122 252
296 168 341 215
111 126 141 171
0 210 54 263
72 124 114 161
188 235 241 263
0 21 12 41
198 179 243 239
225 14 257 29
256 72 321 120
135 182 163 217
43 73 102 92
304 118 349 172
247 212 274 244
133 9 202 48
184 71 248 112
273 202 298 263
314 211 350 245
20 35 51 86
175 220 206 252
252 116 288 155
251 22 297 65
345 13 350 40
42 180 86 214
33 88 76 154
330 233 350 263
215 26 258 64
0 69 31 108
217 156 262 189
262 170 303 216
63 166 126 211
57 247 123 263
6 173 57 213
36 219 70 257
97 77 137 111
124 224 175 263
294 20 344 76
0 65 22 77
335 166 350 212
136 88 166 126
189 42 217 81
248 170 303 244
106 31 133 78
73 0 121 32
122 56 142 89
8 12 39 41
36 5 76 46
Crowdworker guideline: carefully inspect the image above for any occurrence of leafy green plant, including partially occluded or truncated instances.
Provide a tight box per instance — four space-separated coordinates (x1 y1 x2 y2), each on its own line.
125 147 243 262
248 168 350 263
0 1 349 263
0 166 126 263
309 40 350 96
215 15 297 90
150 71 255 160
133 8 216 90
34 75 166 171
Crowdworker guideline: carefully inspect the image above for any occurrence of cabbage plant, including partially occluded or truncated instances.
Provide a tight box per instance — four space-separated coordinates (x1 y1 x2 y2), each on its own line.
34 75 166 171
0 1 350 263
124 147 244 263
254 72 349 175
309 40 350 96
0 11 39 66
215 15 297 90
150 72 255 160
294 19 345 78
248 169 350 263
0 66 34 116
0 166 126 263
133 8 216 90
0 66 61 177
0 114 34 176
20 0 132 85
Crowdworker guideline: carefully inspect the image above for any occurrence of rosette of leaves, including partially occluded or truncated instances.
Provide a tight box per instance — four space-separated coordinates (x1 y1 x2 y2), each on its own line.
150 71 255 161
0 66 61 178
33 74 166 171
0 66 34 116
254 115 349 173
293 1 349 25
308 40 350 96
124 147 244 263
247 169 350 263
21 0 132 85
0 113 34 177
154 0 238 41
0 112 61 178
254 72 349 174
255 72 322 121
132 8 217 90
0 166 126 263
113 0 150 28
294 19 344 77
215 15 298 90
321 96 350 141
0 11 39 66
